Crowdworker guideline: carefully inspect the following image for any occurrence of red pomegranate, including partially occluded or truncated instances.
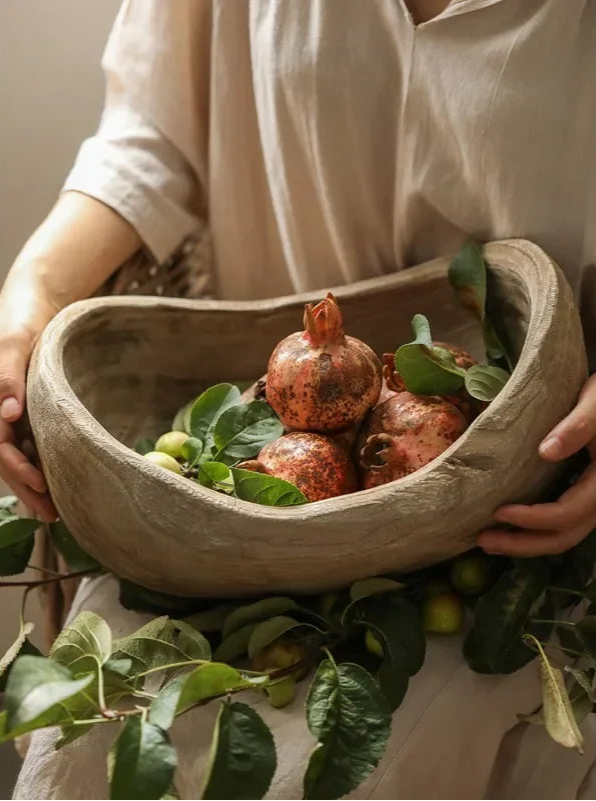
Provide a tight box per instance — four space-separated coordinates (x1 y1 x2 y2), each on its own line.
254 432 358 502
381 343 485 423
359 392 468 489
266 293 382 433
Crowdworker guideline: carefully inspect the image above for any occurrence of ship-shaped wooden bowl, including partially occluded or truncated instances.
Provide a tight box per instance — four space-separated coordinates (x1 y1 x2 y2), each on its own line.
27 240 587 597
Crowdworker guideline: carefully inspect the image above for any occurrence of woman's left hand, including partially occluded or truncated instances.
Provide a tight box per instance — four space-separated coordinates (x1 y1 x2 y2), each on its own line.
478 374 596 557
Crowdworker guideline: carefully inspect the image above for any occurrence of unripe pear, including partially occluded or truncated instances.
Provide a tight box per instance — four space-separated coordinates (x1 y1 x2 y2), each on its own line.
155 431 190 460
143 451 182 474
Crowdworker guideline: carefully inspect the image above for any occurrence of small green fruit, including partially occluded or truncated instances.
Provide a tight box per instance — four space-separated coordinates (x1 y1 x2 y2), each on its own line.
265 676 297 708
364 628 384 659
155 431 190 460
423 593 464 635
143 451 182 474
449 553 491 596
252 641 308 679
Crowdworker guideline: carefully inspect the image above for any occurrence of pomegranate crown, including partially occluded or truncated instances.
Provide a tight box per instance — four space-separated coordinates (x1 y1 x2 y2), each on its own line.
303 292 345 347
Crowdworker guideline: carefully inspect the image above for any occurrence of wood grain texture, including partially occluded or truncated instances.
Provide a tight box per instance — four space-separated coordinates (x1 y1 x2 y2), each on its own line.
27 240 588 597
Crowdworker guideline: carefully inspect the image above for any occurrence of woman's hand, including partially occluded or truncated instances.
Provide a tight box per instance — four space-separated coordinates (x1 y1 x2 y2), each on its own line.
0 327 57 521
0 192 142 521
479 373 596 557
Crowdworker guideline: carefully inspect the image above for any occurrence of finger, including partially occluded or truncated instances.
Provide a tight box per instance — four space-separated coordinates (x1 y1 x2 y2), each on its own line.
478 526 589 558
540 375 596 461
0 465 57 523
494 461 596 531
0 441 47 493
0 337 28 422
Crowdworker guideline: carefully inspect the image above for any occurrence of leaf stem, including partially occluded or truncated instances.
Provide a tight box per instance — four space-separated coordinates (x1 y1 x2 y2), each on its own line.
531 619 577 628
0 568 99 588
547 587 586 599
135 659 207 679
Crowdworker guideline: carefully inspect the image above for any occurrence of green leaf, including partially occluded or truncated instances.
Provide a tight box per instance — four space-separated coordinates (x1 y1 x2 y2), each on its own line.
557 624 584 659
525 635 584 753
0 637 41 694
197 462 232 489
0 621 34 683
484 317 509 364
4 656 93 737
214 625 255 663
182 437 204 468
110 716 177 800
575 616 596 661
564 666 595 701
177 663 258 716
448 239 487 319
222 598 299 639
349 577 405 603
112 617 210 674
50 611 112 676
447 240 512 367
172 619 212 661
231 468 307 507
135 438 155 456
465 561 550 674
201 701 276 800
351 596 425 710
184 603 239 634
247 616 306 659
394 315 466 396
118 580 200 616
49 520 101 572
189 384 242 454
585 578 596 610
213 401 283 465
303 661 391 799
0 517 39 576
149 675 187 730
464 364 510 402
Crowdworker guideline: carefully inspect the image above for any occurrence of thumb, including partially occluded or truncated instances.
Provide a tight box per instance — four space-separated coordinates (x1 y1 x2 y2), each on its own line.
540 374 596 461
0 334 30 422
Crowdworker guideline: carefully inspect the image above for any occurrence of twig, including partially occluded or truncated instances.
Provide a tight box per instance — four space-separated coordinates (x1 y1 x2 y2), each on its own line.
0 568 99 588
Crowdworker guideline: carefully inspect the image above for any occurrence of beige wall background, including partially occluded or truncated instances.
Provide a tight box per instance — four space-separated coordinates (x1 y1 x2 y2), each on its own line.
0 0 121 652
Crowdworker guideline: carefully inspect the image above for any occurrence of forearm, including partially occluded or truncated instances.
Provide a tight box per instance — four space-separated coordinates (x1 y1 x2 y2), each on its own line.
0 191 142 344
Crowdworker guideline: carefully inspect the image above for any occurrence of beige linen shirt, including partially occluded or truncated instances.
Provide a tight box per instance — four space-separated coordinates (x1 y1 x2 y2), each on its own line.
16 1 596 799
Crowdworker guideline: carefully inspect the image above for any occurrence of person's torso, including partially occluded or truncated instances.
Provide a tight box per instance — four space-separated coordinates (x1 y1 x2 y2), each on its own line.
206 0 596 338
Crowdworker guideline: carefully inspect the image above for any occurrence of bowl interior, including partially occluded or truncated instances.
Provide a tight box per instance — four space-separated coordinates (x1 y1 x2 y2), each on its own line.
62 262 528 447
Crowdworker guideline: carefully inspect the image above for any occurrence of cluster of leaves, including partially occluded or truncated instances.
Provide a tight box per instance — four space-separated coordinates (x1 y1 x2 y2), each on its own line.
0 564 427 800
0 501 595 797
395 240 512 401
137 383 307 507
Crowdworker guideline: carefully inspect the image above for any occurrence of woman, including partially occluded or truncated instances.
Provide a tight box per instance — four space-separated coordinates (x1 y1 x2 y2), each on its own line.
3 1 596 797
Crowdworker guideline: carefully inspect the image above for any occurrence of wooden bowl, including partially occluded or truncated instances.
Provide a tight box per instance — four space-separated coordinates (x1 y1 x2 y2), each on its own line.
27 240 587 597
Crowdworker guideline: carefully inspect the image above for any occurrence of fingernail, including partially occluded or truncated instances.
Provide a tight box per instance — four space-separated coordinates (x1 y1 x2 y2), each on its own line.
540 436 561 459
0 397 22 421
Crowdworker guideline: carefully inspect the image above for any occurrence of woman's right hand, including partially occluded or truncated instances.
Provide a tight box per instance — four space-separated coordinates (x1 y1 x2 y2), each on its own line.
0 325 57 521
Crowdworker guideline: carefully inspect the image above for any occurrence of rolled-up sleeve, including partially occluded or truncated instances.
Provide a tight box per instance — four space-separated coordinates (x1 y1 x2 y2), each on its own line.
63 0 212 264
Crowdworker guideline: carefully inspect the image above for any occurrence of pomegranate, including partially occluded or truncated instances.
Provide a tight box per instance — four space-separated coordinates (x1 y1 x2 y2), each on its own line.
266 293 382 433
358 392 467 489
255 432 357 502
382 344 485 423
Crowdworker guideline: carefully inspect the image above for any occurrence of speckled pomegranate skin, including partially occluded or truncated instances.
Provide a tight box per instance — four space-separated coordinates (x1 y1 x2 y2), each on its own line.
266 332 381 433
258 432 358 502
358 392 467 489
